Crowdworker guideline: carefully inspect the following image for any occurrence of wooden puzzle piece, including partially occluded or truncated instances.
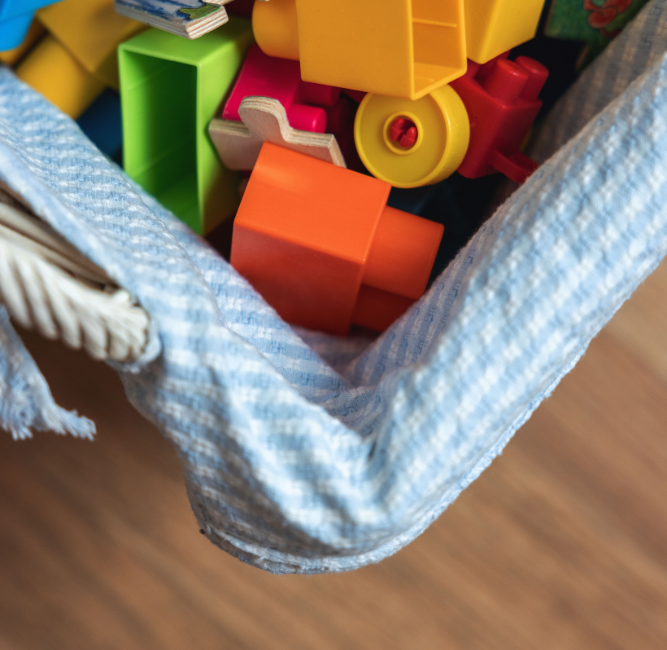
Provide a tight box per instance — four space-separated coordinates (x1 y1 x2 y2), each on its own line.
114 0 230 39
209 96 347 171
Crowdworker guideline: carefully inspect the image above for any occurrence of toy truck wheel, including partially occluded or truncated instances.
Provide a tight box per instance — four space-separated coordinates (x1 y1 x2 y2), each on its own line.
354 85 471 189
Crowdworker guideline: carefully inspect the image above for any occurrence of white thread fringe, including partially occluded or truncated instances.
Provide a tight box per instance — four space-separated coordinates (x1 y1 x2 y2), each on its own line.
0 229 149 363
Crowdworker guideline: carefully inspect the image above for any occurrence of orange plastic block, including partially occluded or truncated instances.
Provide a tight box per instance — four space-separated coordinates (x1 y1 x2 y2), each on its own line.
231 143 444 335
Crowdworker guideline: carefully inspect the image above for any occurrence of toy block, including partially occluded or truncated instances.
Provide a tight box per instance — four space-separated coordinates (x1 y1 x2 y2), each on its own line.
252 0 299 61
210 96 346 171
0 19 44 66
114 0 231 39
354 84 470 188
223 44 341 134
0 0 59 51
294 0 467 100
451 55 548 184
231 143 443 335
463 0 547 64
15 0 145 118
16 34 107 118
119 20 253 235
0 12 32 51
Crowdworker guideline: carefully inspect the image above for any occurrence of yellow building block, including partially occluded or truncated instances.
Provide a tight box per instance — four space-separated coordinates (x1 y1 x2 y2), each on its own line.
0 20 45 67
16 34 105 118
15 0 144 118
252 0 299 61
37 0 145 89
464 0 546 64
296 0 467 100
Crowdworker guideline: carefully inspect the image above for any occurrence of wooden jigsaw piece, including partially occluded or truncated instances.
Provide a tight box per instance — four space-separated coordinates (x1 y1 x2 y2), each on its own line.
209 96 347 171
114 0 231 39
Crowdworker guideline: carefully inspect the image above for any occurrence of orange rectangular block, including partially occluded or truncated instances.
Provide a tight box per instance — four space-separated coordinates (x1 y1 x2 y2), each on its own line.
232 143 443 335
232 143 388 334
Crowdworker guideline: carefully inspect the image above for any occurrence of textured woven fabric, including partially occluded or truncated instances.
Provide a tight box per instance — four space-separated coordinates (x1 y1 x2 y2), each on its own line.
1 0 667 573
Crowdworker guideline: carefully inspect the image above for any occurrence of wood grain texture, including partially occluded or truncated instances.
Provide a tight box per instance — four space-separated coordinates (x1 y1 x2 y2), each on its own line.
209 97 346 171
2 259 667 649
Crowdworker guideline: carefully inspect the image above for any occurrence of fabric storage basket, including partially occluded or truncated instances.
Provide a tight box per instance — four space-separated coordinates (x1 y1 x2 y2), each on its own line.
1 0 666 575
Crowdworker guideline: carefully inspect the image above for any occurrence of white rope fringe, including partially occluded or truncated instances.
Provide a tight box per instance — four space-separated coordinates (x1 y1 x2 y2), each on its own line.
0 202 149 363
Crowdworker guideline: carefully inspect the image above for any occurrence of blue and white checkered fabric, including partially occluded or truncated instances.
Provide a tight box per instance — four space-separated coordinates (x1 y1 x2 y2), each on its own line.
1 0 667 573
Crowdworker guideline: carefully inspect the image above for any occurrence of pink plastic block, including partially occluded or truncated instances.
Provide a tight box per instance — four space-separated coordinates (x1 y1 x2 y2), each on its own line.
222 44 340 134
301 80 340 107
451 54 548 184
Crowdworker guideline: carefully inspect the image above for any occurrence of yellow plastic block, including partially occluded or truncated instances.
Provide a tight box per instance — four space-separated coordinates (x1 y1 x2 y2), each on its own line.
354 85 470 188
464 0 546 64
296 0 467 100
0 20 45 67
252 0 299 61
16 34 105 118
37 0 145 89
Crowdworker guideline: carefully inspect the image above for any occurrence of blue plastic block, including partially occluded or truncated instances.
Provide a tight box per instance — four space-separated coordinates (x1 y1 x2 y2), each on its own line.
77 88 123 160
0 0 61 50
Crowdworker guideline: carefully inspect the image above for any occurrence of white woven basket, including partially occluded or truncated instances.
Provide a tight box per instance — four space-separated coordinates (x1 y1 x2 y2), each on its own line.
0 184 149 363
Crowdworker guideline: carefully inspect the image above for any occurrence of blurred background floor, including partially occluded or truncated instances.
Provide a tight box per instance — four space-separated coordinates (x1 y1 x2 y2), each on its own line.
2 257 667 650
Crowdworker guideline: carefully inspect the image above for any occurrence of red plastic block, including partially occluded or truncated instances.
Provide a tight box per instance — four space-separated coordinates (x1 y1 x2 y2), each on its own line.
223 44 342 134
451 54 548 184
231 143 444 335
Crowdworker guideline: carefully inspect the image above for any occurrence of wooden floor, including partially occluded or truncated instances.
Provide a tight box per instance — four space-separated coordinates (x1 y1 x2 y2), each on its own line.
2 261 667 650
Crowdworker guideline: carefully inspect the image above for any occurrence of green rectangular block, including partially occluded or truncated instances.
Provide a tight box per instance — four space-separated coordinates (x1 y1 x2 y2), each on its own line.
119 19 253 235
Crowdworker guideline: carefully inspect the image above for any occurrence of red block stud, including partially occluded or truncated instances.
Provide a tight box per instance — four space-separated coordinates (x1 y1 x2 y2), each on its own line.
451 53 549 184
231 143 444 335
483 59 530 104
389 117 419 149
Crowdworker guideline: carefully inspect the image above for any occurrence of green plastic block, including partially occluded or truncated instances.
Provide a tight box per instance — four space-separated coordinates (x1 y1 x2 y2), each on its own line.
546 0 649 51
119 19 253 235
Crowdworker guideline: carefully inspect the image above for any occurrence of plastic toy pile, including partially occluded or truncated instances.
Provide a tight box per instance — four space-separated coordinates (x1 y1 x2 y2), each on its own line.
120 0 554 336
2 0 558 336
0 0 664 573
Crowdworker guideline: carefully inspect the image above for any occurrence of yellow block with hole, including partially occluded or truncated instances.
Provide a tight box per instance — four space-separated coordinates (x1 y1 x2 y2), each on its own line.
295 0 466 100
354 86 470 188
37 0 145 89
464 0 546 64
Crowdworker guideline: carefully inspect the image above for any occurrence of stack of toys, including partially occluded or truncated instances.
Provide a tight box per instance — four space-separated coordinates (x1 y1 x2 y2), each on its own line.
6 0 637 337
